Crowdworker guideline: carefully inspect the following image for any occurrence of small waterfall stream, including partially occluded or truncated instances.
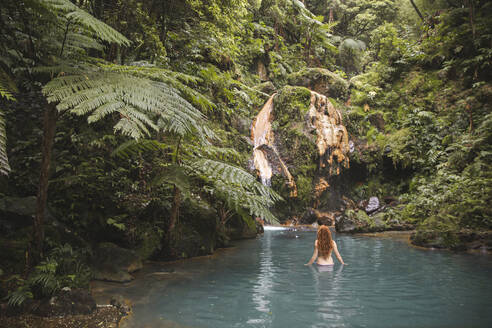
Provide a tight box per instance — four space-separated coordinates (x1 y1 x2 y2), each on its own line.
251 95 275 186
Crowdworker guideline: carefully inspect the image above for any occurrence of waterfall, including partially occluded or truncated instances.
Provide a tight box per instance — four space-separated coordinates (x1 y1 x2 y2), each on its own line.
308 91 350 175
251 94 298 196
251 94 275 187
251 90 349 200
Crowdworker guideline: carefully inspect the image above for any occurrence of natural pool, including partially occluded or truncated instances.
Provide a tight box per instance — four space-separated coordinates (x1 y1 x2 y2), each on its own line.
94 229 492 328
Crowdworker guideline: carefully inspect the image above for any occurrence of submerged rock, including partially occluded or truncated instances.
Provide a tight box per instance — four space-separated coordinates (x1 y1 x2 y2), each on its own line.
92 243 143 283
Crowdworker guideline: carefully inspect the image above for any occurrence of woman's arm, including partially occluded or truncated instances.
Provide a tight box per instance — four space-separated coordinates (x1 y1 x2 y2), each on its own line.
305 240 318 265
332 241 346 265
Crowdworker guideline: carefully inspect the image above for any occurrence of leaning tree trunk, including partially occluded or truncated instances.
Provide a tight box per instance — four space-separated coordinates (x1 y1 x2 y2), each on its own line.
409 0 424 21
169 186 181 234
33 103 58 263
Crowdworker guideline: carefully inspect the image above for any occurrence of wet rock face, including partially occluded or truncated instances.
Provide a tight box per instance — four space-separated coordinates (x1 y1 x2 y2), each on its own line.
251 85 351 219
287 68 349 100
92 243 143 283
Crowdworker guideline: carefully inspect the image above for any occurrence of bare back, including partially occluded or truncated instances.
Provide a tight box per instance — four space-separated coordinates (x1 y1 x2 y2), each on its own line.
315 239 334 265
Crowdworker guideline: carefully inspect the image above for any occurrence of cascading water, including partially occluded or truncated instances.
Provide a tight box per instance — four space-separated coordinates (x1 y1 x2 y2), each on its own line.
251 94 275 187
251 94 297 196
307 91 350 175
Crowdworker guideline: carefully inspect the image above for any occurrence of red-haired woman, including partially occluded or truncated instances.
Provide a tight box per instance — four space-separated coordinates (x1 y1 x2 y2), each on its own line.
305 225 346 266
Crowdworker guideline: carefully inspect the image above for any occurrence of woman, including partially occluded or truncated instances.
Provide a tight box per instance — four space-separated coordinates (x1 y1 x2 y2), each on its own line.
305 225 346 266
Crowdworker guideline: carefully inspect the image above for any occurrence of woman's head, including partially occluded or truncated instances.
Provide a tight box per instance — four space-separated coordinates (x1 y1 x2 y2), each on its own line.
317 225 333 256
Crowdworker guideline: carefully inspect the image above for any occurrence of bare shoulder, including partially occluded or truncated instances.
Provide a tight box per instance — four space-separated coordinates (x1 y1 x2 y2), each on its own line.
315 239 318 247
332 240 338 247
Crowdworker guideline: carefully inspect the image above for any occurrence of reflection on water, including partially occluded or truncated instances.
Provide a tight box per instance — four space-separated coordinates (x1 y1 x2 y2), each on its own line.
94 231 492 328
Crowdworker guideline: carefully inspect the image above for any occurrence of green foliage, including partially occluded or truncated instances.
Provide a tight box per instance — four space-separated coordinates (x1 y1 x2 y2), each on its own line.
6 244 91 306
6 284 33 307
43 70 206 140
44 0 130 46
187 159 282 223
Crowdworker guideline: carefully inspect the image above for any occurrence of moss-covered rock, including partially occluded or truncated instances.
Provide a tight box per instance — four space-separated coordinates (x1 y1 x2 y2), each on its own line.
92 242 143 283
287 68 349 100
336 207 414 233
227 212 258 240
411 230 492 251
269 86 317 217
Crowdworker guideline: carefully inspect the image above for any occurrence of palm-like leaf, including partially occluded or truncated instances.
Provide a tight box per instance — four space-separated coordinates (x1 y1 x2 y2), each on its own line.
187 159 282 223
0 68 15 175
43 0 130 46
43 71 206 140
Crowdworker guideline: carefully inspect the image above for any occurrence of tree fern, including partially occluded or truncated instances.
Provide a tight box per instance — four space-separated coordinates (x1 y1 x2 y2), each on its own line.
43 71 207 140
105 64 216 113
43 0 129 46
111 139 171 158
187 159 282 223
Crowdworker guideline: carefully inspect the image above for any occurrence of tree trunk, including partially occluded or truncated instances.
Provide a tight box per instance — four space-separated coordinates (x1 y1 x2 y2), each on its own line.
33 103 58 262
409 0 424 21
169 186 181 233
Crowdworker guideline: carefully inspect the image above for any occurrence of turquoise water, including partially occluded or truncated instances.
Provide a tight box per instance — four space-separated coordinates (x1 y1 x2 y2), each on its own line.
121 230 492 328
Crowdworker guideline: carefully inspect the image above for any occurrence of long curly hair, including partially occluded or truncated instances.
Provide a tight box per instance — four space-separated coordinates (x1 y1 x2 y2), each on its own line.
317 225 333 257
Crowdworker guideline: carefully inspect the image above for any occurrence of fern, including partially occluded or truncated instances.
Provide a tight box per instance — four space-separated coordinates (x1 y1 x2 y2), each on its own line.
187 159 282 223
43 0 129 46
6 286 33 307
105 64 217 113
112 139 171 158
43 71 207 140
0 68 15 175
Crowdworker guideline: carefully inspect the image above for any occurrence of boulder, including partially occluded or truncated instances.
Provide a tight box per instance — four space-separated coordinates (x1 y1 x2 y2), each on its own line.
365 197 380 214
228 214 257 240
335 209 371 233
0 196 53 231
287 68 349 100
92 242 143 283
301 208 334 226
33 288 96 317
411 230 492 251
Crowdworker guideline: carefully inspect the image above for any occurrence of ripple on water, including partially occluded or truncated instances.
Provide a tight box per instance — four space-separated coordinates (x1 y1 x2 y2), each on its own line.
104 230 492 328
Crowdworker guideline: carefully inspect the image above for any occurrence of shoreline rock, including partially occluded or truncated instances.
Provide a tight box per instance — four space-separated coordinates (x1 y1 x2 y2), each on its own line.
410 230 492 251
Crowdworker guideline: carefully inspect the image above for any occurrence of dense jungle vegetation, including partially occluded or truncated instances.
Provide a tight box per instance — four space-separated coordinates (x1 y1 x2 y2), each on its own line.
0 0 490 309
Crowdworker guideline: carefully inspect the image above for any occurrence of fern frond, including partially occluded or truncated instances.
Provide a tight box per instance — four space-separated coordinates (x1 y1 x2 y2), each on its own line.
153 164 192 199
0 68 14 175
7 286 33 307
113 117 145 139
101 64 216 113
111 139 170 158
184 144 242 163
187 159 282 223
43 71 207 140
0 110 11 175
43 0 130 46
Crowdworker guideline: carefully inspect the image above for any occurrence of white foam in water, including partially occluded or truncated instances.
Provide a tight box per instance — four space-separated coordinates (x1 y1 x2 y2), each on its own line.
263 225 290 231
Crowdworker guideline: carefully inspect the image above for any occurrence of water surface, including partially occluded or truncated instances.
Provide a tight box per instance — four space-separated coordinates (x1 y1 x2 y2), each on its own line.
98 230 492 328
